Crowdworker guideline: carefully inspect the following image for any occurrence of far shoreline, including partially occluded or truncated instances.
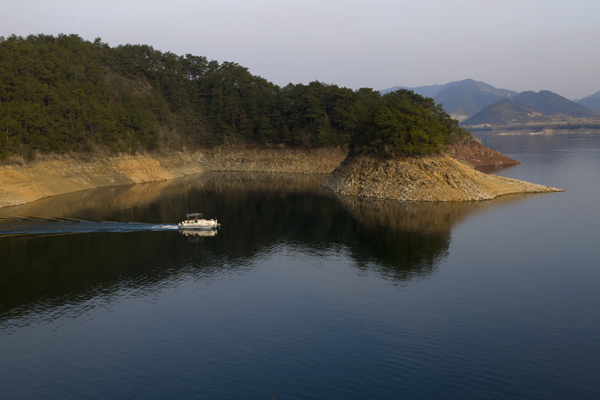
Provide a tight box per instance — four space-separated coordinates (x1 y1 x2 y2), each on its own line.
464 124 600 136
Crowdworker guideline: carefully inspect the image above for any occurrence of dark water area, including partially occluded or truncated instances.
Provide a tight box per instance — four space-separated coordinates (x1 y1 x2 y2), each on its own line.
1 135 600 399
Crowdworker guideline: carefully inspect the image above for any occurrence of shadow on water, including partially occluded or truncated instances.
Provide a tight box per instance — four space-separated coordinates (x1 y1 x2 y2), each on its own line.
0 172 544 328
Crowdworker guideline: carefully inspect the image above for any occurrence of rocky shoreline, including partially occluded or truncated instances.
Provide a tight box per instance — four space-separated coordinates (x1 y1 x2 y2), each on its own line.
0 147 347 208
0 143 561 208
321 153 563 202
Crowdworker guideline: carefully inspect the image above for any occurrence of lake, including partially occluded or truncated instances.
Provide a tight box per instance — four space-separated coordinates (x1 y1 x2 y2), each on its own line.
1 134 599 399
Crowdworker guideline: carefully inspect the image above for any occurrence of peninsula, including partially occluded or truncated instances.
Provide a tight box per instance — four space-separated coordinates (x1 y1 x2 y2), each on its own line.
320 90 563 202
0 34 562 207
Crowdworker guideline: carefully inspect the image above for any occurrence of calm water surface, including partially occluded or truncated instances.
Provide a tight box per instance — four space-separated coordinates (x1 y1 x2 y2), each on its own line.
1 135 599 399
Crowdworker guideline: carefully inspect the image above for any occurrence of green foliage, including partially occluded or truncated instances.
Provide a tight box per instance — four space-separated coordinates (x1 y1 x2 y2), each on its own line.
0 34 470 160
0 34 167 157
350 89 470 157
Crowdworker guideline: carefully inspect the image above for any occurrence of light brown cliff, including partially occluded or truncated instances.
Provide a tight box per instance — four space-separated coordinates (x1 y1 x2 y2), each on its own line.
0 148 347 208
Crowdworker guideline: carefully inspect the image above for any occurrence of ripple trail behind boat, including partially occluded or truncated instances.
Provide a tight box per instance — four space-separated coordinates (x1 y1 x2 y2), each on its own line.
0 216 179 237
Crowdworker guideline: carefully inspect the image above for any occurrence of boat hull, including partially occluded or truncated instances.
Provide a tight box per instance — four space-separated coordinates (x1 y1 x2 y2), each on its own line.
178 220 220 230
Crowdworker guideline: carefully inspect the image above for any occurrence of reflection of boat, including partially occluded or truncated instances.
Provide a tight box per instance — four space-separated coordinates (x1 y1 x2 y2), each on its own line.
178 213 220 230
179 229 218 237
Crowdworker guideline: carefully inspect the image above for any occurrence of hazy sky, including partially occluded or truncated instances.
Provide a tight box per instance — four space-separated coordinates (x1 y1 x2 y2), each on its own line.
2 0 599 99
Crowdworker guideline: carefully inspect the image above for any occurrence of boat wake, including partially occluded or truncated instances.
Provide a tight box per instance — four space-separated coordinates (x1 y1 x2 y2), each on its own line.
0 216 180 237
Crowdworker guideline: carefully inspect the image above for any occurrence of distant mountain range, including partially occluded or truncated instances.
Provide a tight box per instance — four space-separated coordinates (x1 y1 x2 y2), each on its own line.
575 90 600 114
461 100 543 126
380 79 599 126
381 79 517 118
463 91 598 126
516 90 597 118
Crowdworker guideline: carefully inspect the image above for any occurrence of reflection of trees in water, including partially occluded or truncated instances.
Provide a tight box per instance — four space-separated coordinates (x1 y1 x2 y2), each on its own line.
327 191 537 283
0 172 537 326
347 228 449 283
331 196 465 283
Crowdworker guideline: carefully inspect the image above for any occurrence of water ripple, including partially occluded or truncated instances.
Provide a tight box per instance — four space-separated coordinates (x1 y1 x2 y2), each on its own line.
0 216 179 236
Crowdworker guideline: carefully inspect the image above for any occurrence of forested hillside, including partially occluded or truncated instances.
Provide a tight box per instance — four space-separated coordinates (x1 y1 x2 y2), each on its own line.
0 34 469 160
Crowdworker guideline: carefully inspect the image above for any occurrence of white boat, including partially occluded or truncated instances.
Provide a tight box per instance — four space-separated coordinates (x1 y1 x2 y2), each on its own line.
178 213 220 230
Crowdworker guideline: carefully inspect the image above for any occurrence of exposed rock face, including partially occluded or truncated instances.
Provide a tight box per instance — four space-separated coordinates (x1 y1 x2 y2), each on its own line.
0 152 203 208
331 193 534 233
448 141 519 168
0 148 347 208
0 144 552 208
321 153 563 202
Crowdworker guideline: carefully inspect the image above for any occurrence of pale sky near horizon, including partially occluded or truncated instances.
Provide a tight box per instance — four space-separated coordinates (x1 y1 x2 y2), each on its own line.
2 0 599 99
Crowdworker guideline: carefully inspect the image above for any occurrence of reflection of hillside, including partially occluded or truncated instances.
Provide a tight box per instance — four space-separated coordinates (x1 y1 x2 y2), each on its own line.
332 193 535 234
0 175 198 220
0 172 328 220
0 173 338 328
0 172 544 328
327 191 541 283
332 197 453 283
